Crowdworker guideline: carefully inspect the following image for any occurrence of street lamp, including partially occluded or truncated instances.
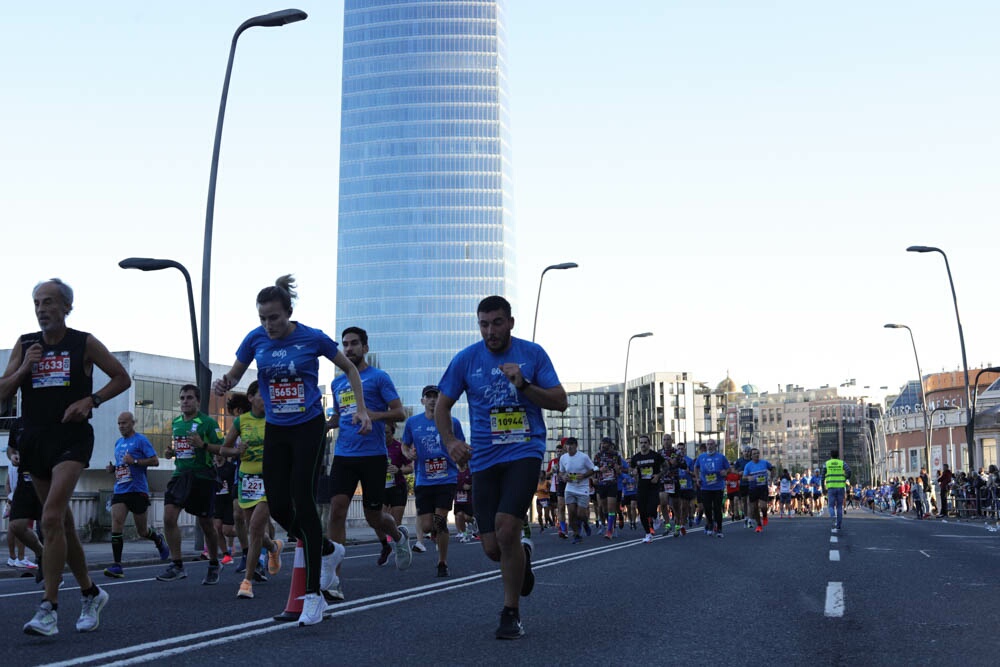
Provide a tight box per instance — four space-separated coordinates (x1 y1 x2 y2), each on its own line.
623 332 653 457
119 257 212 413
200 8 308 391
531 262 578 342
906 245 973 471
884 323 931 475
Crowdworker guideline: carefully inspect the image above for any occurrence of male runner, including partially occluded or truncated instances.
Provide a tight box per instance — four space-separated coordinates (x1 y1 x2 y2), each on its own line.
1 279 130 635
593 437 623 539
157 385 225 584
742 448 774 533
435 295 567 639
629 435 664 543
103 411 168 578
694 440 729 537
558 437 596 544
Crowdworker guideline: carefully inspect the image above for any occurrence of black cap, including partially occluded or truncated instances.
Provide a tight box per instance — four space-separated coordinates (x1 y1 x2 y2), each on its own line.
600 436 614 444
422 385 440 397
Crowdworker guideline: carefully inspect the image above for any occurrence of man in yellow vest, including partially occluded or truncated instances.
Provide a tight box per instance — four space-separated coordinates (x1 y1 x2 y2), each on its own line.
823 450 850 533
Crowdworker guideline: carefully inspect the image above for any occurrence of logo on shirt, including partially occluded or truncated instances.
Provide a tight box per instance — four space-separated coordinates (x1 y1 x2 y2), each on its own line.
272 349 287 359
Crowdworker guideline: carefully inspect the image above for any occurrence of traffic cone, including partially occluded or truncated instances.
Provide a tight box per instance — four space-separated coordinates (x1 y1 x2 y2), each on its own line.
273 540 306 622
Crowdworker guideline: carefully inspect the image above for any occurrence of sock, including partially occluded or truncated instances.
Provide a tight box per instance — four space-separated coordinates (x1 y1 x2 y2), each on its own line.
111 533 124 563
45 600 58 611
322 539 335 557
502 605 519 618
81 583 100 598
607 513 615 530
172 559 184 568
209 559 220 567
559 521 566 533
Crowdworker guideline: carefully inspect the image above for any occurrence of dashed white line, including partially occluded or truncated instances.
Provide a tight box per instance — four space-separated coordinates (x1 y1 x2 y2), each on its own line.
824 582 844 617
830 536 838 544
829 550 840 561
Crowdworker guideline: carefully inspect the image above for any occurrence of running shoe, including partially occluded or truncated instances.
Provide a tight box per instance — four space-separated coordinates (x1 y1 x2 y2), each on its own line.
237 580 254 599
156 563 187 581
199 549 209 560
253 562 269 582
642 534 652 544
236 554 248 573
377 542 392 567
762 516 769 527
202 564 221 585
7 557 18 567
24 601 58 636
520 538 534 597
558 531 568 540
680 526 687 536
154 533 170 560
755 526 762 533
103 564 125 579
705 530 714 537
495 608 524 640
320 541 345 590
715 532 724 538
76 587 109 632
437 562 450 578
604 529 613 540
412 541 427 553
268 539 284 576
571 535 583 545
394 526 413 570
298 592 328 627
324 583 345 601
221 553 234 566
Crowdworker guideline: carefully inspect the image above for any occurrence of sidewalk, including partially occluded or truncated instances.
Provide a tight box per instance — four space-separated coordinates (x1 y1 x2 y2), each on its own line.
1 520 418 581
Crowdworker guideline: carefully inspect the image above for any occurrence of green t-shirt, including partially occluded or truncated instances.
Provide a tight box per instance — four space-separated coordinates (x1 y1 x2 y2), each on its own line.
171 412 223 479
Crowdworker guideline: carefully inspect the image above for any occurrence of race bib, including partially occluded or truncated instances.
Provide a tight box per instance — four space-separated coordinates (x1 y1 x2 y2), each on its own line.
270 377 306 414
114 465 132 485
538 498 549 508
678 477 689 489
756 473 767 485
601 468 615 482
456 490 469 503
385 470 396 488
705 473 717 484
240 473 265 502
217 478 229 495
640 466 653 480
31 351 71 388
174 436 194 459
665 481 676 493
490 406 529 446
339 389 358 416
425 457 447 480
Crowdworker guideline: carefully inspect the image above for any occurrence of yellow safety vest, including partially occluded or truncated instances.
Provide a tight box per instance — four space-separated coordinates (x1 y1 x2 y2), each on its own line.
825 459 846 488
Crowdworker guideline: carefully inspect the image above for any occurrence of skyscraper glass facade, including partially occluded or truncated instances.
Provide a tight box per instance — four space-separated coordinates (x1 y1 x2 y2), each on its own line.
336 0 515 421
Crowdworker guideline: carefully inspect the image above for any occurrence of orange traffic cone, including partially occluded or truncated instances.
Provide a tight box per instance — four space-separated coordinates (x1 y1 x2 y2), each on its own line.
273 540 306 622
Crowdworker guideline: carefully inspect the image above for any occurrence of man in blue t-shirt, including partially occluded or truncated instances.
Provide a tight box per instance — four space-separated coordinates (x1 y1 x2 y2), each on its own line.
103 412 168 578
694 440 730 537
327 327 411 582
741 448 774 533
434 296 568 640
402 385 465 578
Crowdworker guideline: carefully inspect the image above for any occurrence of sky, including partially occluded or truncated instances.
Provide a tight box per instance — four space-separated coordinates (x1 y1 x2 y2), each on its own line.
1 1 998 406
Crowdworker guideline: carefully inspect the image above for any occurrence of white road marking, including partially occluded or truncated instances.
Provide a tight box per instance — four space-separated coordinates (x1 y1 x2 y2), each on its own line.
919 550 931 558
824 581 844 617
830 536 838 543
829 550 840 561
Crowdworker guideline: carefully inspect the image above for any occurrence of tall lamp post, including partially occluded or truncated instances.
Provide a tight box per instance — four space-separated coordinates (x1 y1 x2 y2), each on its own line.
884 323 930 472
906 245 973 471
200 8 308 388
531 262 578 342
623 332 653 457
594 416 622 448
120 258 212 413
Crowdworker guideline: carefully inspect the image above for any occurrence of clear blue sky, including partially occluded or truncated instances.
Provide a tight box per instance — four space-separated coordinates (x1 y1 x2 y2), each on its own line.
2 1 997 403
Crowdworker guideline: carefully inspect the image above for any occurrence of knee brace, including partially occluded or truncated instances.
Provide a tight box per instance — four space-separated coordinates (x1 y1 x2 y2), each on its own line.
432 513 447 537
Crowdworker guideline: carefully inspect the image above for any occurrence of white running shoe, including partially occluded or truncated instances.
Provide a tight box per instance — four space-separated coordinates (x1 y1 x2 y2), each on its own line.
76 587 109 632
24 601 59 636
394 526 412 570
320 542 345 591
298 592 328 627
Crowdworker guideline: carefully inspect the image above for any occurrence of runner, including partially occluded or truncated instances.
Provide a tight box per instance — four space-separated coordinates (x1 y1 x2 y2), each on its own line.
402 384 464 577
619 463 639 530
693 440 729 538
546 441 569 538
778 469 792 518
534 471 551 533
434 295 568 639
224 392 253 574
454 464 476 542
5 424 45 580
218 380 284 600
558 437 596 544
1 278 130 636
657 434 675 535
380 421 413 565
593 437 623 539
725 465 741 522
103 412 168 578
669 444 695 537
325 326 412 593
742 448 774 533
629 435 664 543
213 275 368 626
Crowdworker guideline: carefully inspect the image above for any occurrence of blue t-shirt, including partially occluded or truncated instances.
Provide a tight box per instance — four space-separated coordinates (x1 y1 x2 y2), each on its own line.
235 323 338 426
619 472 637 496
403 412 465 486
332 365 400 457
112 432 157 494
695 452 730 491
810 475 823 492
437 337 560 473
743 460 774 489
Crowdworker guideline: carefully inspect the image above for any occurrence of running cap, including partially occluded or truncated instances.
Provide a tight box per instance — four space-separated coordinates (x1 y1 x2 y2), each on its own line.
421 385 439 397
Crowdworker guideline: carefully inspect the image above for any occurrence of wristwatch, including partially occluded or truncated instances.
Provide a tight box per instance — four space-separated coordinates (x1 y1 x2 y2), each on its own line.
90 393 103 408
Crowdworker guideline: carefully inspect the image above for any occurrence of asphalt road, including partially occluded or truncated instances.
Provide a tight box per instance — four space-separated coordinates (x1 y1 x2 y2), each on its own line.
3 511 999 666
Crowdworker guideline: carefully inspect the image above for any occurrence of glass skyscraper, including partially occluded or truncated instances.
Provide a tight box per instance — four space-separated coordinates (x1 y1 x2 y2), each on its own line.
336 0 515 422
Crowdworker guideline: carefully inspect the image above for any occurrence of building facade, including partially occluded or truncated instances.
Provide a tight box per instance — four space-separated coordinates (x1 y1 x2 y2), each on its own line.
335 0 516 422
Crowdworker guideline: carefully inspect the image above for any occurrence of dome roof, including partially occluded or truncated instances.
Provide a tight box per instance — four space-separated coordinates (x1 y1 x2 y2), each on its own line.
714 377 739 393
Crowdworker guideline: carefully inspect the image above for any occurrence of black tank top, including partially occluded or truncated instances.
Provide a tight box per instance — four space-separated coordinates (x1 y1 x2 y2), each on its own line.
18 328 92 428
